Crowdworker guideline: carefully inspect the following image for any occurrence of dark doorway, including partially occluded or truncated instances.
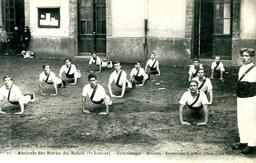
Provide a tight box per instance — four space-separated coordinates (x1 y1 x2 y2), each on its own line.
193 0 214 59
78 0 106 55
2 0 25 35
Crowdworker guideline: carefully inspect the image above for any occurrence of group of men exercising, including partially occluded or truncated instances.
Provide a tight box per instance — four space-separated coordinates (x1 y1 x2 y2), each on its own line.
0 48 255 154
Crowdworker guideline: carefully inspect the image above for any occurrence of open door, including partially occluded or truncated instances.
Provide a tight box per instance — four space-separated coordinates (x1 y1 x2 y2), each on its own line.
193 0 232 59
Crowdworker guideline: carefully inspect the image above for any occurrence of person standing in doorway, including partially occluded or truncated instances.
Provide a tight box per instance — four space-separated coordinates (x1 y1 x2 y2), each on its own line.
21 26 31 51
12 26 22 55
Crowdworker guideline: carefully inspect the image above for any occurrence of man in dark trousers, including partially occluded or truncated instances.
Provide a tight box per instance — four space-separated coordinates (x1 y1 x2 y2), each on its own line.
21 26 31 51
12 26 22 55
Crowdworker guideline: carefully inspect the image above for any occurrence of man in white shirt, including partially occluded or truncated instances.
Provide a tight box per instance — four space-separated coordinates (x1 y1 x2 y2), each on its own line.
108 61 132 98
59 58 81 85
192 69 213 105
179 80 209 126
82 73 112 115
39 64 65 96
145 53 160 76
232 48 256 154
130 62 149 87
188 58 203 82
0 76 35 114
88 52 113 73
210 56 225 82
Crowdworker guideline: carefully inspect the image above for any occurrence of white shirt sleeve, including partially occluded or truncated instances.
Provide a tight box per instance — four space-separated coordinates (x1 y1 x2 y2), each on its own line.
140 68 146 76
59 65 66 74
211 62 215 70
179 92 188 105
200 92 209 105
82 86 89 97
188 66 194 75
39 72 44 83
206 78 213 91
0 87 4 101
109 72 115 84
89 57 94 65
130 68 136 77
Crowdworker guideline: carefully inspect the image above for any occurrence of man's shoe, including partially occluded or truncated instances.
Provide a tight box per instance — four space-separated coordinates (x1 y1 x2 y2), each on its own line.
30 93 35 103
63 81 67 88
241 146 255 154
232 143 247 150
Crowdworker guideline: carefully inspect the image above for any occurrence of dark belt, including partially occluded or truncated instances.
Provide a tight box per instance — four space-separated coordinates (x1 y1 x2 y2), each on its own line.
8 101 19 105
116 82 128 88
150 67 157 71
134 75 143 82
237 81 256 98
91 98 104 104
66 73 74 79
187 105 203 111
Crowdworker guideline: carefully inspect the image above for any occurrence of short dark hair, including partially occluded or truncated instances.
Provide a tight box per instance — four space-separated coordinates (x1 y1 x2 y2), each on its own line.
189 80 199 86
88 73 97 80
240 48 255 57
91 51 96 55
3 75 12 81
192 58 199 62
43 64 50 69
64 58 72 62
113 60 121 65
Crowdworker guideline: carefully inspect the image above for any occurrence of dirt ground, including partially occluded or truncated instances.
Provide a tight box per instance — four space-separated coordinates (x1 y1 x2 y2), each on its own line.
0 55 255 158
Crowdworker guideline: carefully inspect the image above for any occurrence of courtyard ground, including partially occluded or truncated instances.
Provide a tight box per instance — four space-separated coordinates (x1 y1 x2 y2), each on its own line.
0 55 255 160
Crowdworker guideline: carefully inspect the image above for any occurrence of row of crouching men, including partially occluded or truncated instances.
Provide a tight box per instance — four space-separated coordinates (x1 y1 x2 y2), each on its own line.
0 48 256 154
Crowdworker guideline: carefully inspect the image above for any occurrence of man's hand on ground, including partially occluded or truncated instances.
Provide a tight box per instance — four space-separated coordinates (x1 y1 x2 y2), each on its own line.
0 111 7 114
15 111 23 115
181 121 191 125
98 112 108 115
83 110 90 114
196 122 207 126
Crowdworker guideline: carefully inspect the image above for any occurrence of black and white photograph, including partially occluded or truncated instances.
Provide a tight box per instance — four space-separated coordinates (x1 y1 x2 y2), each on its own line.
0 0 256 162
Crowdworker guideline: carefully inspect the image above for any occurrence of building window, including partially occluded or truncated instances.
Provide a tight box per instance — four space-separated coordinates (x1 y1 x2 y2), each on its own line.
38 8 60 28
214 0 231 35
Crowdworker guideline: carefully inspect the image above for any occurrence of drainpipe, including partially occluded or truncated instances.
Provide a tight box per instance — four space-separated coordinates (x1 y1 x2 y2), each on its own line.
144 0 148 60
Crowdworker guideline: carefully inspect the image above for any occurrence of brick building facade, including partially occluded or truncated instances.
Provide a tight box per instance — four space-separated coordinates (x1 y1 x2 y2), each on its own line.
0 0 256 65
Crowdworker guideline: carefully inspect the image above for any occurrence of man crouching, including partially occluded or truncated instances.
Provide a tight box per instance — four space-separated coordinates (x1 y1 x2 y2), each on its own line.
82 73 112 115
0 76 35 114
178 80 209 126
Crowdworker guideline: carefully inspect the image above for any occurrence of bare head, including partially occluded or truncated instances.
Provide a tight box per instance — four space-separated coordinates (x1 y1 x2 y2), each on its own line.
88 73 97 88
3 76 13 88
113 61 121 72
240 48 255 65
189 80 199 93
43 64 51 74
64 58 72 67
150 53 156 59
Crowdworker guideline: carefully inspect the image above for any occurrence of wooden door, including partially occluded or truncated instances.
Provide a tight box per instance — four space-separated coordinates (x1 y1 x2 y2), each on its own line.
78 0 106 55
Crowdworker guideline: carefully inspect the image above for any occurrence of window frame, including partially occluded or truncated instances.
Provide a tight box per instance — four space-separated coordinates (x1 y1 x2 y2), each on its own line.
213 0 232 36
38 7 60 28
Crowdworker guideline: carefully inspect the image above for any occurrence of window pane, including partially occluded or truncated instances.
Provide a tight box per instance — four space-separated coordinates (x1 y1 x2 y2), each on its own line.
215 19 224 34
223 19 230 34
223 3 231 18
80 21 86 34
215 3 223 18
